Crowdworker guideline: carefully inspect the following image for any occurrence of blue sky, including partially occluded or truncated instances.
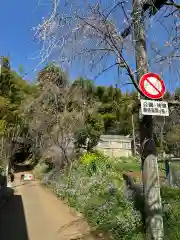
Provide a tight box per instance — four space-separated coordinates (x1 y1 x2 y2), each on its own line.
0 1 179 92
0 0 50 82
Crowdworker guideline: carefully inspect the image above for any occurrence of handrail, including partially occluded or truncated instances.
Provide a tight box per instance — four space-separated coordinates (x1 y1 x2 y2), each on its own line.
158 158 180 163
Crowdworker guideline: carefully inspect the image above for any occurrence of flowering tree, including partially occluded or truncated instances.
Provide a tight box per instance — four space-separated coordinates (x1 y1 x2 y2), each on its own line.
34 1 180 238
34 1 180 89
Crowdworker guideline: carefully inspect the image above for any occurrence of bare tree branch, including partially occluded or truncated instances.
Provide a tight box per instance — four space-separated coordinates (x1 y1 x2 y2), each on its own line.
165 1 180 10
34 0 180 91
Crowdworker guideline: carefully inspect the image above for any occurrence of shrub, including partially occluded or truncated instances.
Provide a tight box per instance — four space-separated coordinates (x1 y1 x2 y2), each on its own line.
50 152 143 239
36 153 180 239
161 186 180 239
111 156 140 174
33 162 49 180
79 150 111 175
74 113 104 152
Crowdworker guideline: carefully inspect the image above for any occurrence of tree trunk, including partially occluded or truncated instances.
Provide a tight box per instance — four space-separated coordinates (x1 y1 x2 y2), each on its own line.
140 115 163 239
132 0 164 238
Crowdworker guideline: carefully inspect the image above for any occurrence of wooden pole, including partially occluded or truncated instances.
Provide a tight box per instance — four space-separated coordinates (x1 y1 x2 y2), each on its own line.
132 0 164 239
132 114 137 155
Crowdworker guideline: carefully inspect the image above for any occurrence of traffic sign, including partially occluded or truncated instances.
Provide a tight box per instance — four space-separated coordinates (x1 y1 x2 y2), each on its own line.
141 99 169 116
139 73 166 99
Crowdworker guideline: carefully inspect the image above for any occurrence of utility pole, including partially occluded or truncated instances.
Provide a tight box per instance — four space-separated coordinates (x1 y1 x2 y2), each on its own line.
132 0 163 239
132 114 136 155
160 117 166 159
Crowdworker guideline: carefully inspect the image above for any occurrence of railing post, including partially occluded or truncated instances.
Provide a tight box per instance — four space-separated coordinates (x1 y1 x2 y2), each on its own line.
168 161 172 187
165 159 169 179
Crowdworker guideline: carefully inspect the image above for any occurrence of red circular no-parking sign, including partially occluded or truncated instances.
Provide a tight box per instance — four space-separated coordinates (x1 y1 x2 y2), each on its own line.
139 72 166 99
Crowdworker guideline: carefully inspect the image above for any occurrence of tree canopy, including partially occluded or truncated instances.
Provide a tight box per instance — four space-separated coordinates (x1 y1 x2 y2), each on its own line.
0 57 180 169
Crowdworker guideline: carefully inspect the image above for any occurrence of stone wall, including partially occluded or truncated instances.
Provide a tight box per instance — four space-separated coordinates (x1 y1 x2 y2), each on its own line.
96 135 133 158
45 135 133 161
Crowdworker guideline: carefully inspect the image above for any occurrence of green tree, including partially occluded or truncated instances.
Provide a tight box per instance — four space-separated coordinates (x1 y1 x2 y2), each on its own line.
174 88 180 101
166 125 180 156
0 57 34 170
96 86 106 102
72 78 95 103
74 113 104 152
37 63 68 87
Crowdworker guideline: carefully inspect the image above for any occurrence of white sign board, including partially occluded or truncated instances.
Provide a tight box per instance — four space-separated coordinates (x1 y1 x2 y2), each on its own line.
141 99 169 116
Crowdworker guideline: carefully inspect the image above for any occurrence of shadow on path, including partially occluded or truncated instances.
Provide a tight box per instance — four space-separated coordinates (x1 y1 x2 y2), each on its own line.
14 163 34 173
0 195 29 240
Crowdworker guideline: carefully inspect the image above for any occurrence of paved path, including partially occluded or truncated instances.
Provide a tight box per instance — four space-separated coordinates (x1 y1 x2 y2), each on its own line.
0 173 95 240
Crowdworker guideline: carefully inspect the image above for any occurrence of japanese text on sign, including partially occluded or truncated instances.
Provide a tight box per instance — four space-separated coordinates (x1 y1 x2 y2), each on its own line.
140 99 169 116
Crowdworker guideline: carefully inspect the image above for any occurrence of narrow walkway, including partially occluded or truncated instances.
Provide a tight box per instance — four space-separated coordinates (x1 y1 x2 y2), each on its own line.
0 173 96 240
